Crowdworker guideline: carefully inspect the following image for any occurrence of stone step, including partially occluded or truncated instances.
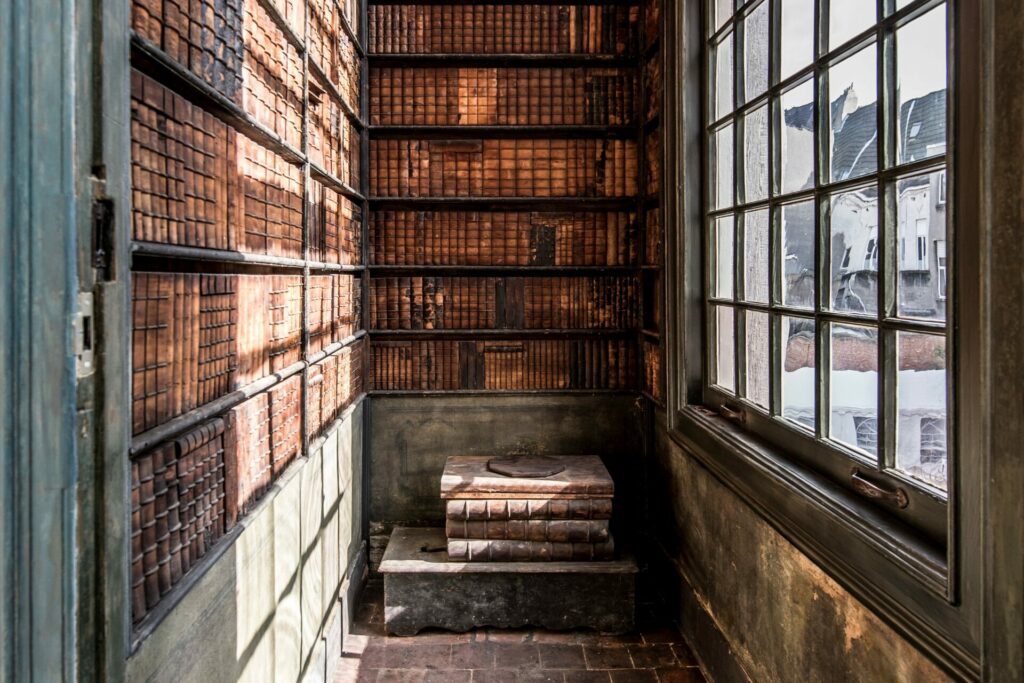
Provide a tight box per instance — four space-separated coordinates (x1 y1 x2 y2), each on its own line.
379 527 637 636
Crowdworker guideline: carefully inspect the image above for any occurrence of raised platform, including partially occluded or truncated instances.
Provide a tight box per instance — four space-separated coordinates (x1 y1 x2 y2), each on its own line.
380 527 637 636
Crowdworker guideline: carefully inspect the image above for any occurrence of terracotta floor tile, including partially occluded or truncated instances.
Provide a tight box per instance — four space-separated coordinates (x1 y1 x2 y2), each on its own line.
627 645 677 669
425 669 471 683
538 644 587 669
377 669 427 683
655 668 706 683
583 646 633 670
562 670 613 683
385 643 452 670
670 645 699 668
608 670 659 683
517 671 566 683
493 643 541 669
471 670 519 683
639 628 683 645
452 643 497 670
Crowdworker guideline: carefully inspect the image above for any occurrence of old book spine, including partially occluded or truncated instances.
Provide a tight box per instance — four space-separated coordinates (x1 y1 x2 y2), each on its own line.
447 538 615 562
446 518 611 544
446 498 613 521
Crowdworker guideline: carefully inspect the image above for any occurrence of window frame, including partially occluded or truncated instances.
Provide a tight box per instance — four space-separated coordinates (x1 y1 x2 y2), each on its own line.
662 0 984 677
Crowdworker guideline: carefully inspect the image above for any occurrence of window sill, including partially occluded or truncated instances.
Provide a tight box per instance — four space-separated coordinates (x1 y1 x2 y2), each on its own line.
667 404 979 681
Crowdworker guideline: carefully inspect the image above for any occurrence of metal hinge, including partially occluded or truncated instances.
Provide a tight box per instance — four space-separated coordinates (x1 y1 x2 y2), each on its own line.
75 291 95 378
92 195 114 279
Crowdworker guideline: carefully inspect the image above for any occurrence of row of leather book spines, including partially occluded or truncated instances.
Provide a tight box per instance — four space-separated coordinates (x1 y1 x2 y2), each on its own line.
371 339 638 391
368 139 639 198
446 498 613 521
131 0 304 148
308 275 363 354
445 518 611 543
131 272 359 435
367 276 640 331
644 206 662 267
447 538 616 562
306 339 367 440
369 67 637 126
369 210 639 267
368 5 640 55
644 0 661 50
308 0 362 108
645 53 663 120
645 130 661 198
130 417 228 623
643 339 664 402
131 70 362 263
308 76 362 180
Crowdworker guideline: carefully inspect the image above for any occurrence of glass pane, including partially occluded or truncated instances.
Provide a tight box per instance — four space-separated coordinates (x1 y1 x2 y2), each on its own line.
780 315 815 429
780 0 814 80
743 0 770 102
713 215 736 299
896 169 947 321
896 5 947 165
742 208 770 303
715 305 736 391
829 185 879 315
745 310 770 409
896 331 947 491
829 323 878 456
713 124 735 210
713 0 734 34
713 32 735 121
828 0 875 51
743 104 769 203
828 43 878 182
779 79 815 195
781 200 816 308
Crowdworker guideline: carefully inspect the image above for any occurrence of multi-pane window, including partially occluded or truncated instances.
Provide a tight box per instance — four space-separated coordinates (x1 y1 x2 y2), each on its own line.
705 0 951 500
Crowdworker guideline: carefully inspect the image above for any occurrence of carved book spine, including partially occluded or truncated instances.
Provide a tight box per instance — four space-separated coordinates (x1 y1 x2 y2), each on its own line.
445 518 611 543
447 539 616 562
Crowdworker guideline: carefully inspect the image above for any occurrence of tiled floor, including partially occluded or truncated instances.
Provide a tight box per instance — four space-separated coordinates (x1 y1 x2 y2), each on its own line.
334 581 706 683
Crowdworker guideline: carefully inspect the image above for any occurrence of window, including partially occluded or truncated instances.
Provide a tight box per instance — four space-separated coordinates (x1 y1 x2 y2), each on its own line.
703 0 951 533
669 0 997 675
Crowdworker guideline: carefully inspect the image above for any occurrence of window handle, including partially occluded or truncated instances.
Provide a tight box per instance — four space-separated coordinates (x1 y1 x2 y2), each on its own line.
851 469 909 509
719 404 745 424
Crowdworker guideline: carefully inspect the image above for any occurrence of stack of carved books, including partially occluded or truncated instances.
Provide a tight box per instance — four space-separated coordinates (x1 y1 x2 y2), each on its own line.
441 455 615 561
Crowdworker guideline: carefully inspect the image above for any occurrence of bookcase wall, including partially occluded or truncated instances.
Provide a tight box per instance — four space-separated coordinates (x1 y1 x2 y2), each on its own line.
367 1 650 393
128 0 368 626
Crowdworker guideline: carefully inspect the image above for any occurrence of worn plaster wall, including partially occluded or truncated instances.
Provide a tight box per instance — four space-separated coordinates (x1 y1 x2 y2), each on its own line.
126 401 366 683
650 416 949 682
368 395 645 566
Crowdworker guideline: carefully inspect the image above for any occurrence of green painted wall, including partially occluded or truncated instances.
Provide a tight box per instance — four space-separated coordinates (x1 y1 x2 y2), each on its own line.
650 417 950 683
126 401 365 683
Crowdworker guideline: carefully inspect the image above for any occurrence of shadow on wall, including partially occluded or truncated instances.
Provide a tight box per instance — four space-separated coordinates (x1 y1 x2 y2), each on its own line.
127 402 366 683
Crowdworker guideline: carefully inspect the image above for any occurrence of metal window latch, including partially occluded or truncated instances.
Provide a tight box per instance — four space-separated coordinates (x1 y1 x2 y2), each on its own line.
92 195 114 279
850 469 909 509
718 404 745 424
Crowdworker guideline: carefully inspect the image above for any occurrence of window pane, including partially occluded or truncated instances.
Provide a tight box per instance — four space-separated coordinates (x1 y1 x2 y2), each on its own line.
781 200 815 308
896 5 947 165
828 0 876 50
779 79 815 195
713 32 735 121
830 323 878 456
714 305 736 391
781 315 815 429
828 43 878 182
743 0 769 102
713 124 735 210
713 215 736 299
896 332 947 491
780 0 814 81
713 0 734 34
896 169 947 321
829 185 878 315
745 310 770 409
742 208 770 303
743 104 769 203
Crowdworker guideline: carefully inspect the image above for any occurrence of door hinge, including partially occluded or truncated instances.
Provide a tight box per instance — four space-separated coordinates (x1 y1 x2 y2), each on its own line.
92 196 114 279
75 291 95 378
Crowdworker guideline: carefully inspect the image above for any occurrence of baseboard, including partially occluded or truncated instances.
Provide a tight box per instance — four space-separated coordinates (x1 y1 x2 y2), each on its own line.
649 540 752 683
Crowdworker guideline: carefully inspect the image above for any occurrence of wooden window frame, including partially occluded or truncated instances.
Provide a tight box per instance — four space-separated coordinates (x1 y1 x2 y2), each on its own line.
661 0 990 678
